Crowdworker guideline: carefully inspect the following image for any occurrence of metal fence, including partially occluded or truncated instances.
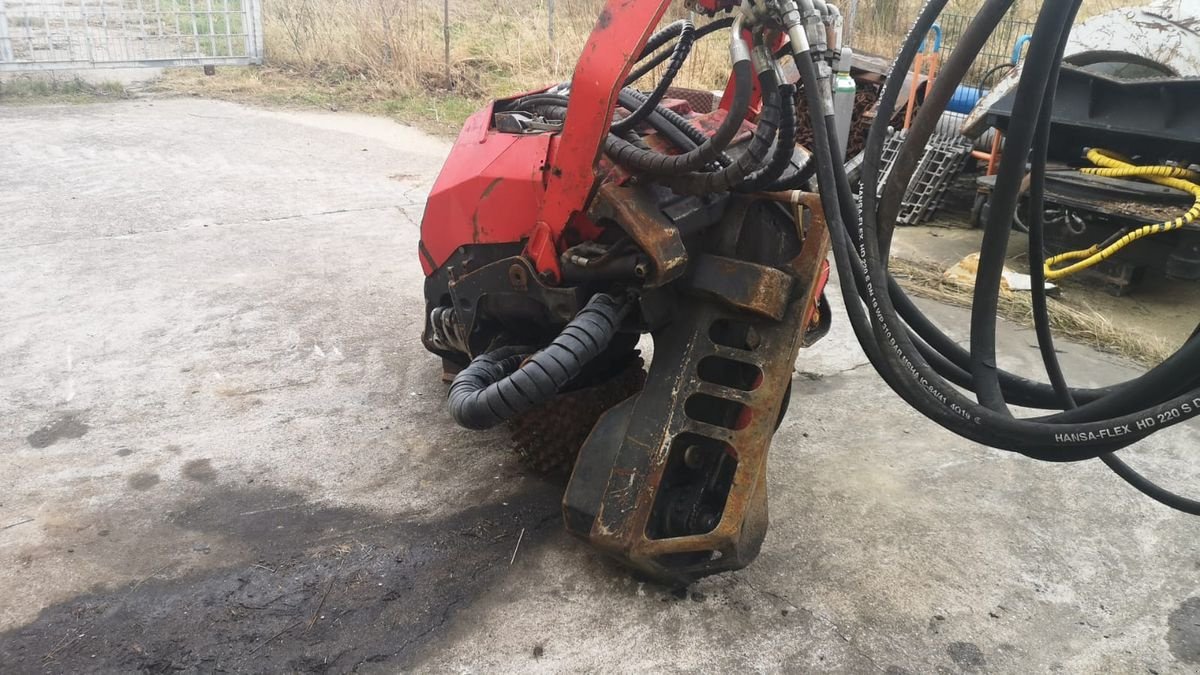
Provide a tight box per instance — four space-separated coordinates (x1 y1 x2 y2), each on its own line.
938 12 1036 111
0 0 263 72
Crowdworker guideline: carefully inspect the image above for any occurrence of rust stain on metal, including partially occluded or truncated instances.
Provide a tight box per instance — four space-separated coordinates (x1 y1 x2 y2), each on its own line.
480 177 504 200
591 183 688 285
471 179 506 242
690 255 794 321
568 192 835 583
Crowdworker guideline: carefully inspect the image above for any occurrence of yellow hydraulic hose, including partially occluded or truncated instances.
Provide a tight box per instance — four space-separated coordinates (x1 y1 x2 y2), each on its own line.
1043 148 1200 281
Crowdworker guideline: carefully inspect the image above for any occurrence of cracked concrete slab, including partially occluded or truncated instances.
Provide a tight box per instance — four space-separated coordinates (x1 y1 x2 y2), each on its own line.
1 98 1199 673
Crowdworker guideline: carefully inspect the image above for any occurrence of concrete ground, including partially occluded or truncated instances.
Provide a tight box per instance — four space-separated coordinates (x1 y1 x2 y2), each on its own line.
891 223 1200 350
1 98 1199 674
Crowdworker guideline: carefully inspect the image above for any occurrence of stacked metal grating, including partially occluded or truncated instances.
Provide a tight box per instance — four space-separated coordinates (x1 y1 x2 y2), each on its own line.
875 129 974 225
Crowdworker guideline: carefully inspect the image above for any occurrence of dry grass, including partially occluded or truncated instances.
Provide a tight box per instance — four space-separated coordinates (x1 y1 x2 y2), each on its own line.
853 0 1141 58
160 0 731 134
156 0 1148 134
889 257 1174 369
0 76 131 104
258 0 1141 98
259 0 729 94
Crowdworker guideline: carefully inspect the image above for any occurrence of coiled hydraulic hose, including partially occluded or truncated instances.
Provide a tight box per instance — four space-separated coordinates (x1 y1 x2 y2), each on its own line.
1044 149 1200 281
611 20 696 135
603 15 754 176
448 294 629 430
626 17 734 85
515 1 1200 513
617 88 732 168
660 73 787 195
516 90 725 172
799 0 1200 520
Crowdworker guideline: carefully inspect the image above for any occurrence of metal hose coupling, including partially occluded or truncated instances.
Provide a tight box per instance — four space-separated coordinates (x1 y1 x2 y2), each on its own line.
447 293 632 430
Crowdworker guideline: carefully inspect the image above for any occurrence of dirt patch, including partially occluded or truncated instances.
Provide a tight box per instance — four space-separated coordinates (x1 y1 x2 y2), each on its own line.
0 483 562 673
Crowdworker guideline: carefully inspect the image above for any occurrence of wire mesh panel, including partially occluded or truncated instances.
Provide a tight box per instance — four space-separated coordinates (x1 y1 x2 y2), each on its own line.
937 12 1036 116
0 0 262 71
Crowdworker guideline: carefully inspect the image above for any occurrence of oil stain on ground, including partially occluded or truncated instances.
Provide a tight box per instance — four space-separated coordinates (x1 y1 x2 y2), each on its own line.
126 472 160 491
1168 597 1200 664
0 482 562 673
26 414 89 449
181 458 218 483
947 641 986 669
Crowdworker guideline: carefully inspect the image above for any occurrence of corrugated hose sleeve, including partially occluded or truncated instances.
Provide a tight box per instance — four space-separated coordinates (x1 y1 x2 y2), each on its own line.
447 294 630 430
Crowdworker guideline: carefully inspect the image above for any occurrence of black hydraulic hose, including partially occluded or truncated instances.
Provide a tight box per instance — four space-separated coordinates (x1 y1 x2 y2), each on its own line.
855 0 1026 418
448 294 629 430
888 281 1109 409
847 0 1114 411
605 36 753 176
1018 13 1200 515
816 0 1158 461
876 0 1015 257
615 90 705 159
637 19 689 62
626 17 734 85
1028 5 1081 416
887 257 1200 420
526 92 719 171
853 0 1193 427
663 73 785 195
619 89 733 167
802 0 1200 528
1100 455 1200 515
511 92 573 109
737 83 798 192
968 0 1072 414
851 0 1123 415
849 1 1137 456
534 96 727 175
612 20 696 135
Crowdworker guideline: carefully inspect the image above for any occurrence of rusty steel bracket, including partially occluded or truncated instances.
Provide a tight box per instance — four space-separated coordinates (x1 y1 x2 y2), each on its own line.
563 193 831 584
688 254 795 321
589 183 688 287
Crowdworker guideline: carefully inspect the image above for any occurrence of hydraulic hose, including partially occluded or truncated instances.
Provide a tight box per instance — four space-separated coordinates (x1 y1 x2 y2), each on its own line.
626 17 734 85
612 20 696 135
738 83 799 193
510 2 1200 512
876 0 1016 256
662 73 786 195
637 19 690 61
522 91 724 171
821 0 1200 470
603 16 753 176
616 89 730 168
448 294 629 430
815 0 1159 461
615 90 705 159
1044 150 1200 281
1017 25 1200 513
